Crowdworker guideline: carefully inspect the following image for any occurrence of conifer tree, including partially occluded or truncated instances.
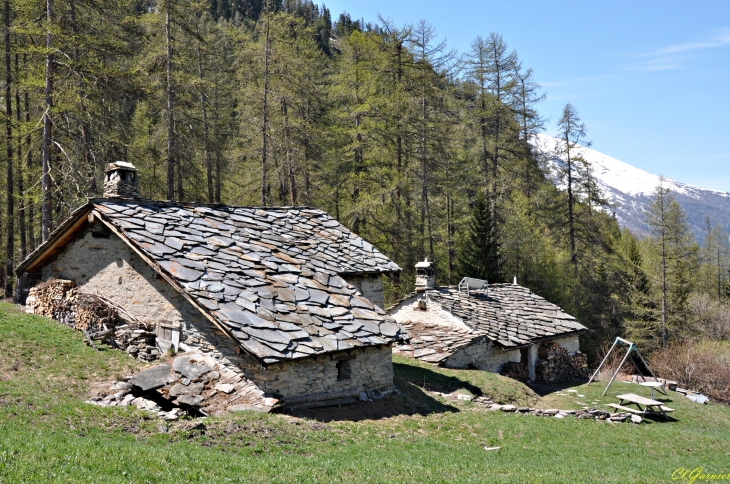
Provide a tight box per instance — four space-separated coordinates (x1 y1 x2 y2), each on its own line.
458 193 501 282
645 178 696 348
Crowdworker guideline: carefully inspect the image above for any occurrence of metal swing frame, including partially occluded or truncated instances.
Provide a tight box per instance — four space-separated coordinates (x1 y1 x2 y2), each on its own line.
587 337 667 396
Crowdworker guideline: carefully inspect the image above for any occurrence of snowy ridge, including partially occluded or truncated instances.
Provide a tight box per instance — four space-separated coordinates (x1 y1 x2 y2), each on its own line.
532 134 727 199
531 134 730 238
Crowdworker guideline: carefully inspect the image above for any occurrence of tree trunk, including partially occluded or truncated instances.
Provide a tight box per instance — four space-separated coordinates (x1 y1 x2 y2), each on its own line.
23 54 34 251
282 97 296 206
69 0 94 196
15 54 25 261
5 0 14 296
165 5 175 200
196 33 213 204
565 134 577 271
213 84 221 203
661 230 667 348
260 13 271 206
41 0 53 242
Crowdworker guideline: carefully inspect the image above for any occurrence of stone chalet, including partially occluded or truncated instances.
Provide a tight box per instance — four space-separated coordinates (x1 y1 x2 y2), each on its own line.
388 260 588 381
15 162 406 410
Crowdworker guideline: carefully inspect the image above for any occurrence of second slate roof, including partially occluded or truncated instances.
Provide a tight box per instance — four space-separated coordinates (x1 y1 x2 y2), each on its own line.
90 199 405 363
391 284 588 363
426 284 588 348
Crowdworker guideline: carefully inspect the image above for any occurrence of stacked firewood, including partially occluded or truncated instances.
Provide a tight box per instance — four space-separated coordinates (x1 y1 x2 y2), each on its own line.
535 343 589 383
501 361 529 382
25 279 160 362
26 279 118 333
25 279 75 318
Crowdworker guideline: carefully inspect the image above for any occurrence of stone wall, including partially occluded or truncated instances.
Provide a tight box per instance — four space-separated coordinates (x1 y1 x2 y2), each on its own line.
43 225 246 365
41 225 393 407
344 274 385 309
443 340 521 372
237 345 394 404
389 295 470 330
548 335 581 355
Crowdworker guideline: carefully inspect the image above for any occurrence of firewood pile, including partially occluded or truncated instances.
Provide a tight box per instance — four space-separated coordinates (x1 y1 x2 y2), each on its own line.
25 279 160 362
26 279 116 332
535 343 589 383
501 361 529 382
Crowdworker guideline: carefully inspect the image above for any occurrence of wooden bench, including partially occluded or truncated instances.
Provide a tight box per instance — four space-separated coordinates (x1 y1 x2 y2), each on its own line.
606 403 644 414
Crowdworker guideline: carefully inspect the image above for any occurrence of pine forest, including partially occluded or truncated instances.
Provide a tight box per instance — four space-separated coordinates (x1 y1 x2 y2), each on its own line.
2 0 729 360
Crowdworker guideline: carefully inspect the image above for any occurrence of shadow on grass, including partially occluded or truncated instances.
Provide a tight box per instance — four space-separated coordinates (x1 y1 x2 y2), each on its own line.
393 362 485 396
288 364 475 422
526 379 590 397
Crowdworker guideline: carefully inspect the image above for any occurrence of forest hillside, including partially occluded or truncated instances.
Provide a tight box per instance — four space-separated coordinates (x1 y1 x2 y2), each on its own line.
1 0 728 360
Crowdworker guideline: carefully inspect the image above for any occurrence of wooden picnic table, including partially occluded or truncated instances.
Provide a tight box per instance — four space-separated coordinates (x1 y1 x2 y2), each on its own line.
609 393 674 420
639 381 665 399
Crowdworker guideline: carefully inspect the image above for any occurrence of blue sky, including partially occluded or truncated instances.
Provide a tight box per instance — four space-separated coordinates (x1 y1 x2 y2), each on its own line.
324 1 730 192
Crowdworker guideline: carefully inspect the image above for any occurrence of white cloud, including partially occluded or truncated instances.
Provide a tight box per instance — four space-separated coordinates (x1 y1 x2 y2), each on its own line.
652 29 730 56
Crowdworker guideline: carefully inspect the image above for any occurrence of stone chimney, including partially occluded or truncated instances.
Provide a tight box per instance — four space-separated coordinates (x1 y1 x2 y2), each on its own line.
415 258 435 291
103 162 139 198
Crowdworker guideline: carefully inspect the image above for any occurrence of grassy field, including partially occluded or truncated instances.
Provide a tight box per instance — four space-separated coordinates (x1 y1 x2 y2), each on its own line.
1 303 729 483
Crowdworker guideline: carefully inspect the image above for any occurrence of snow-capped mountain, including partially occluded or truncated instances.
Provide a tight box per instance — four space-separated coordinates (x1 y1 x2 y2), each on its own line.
532 133 730 240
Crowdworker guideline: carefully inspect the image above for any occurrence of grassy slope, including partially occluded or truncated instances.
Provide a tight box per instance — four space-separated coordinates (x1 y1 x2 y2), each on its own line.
1 303 728 483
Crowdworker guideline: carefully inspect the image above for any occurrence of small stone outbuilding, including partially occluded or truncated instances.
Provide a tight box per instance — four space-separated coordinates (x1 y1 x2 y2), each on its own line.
389 261 588 382
16 162 406 412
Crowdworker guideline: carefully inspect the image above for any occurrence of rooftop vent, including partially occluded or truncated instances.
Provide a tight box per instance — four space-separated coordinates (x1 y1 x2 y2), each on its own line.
458 277 488 295
415 258 435 291
103 161 139 199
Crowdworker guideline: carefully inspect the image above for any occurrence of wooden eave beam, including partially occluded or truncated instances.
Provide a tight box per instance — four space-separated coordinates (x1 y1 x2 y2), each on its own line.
15 205 93 275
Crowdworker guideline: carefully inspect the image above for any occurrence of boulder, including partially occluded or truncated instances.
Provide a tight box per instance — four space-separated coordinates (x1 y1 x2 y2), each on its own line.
172 353 215 380
176 395 204 407
168 382 204 397
130 397 160 412
129 364 172 391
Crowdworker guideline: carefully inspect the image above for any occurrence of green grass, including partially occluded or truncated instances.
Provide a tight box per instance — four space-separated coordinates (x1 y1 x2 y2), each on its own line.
1 303 729 483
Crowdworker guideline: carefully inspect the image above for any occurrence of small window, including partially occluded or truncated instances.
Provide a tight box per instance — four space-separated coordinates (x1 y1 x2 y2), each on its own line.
336 359 352 381
157 320 181 352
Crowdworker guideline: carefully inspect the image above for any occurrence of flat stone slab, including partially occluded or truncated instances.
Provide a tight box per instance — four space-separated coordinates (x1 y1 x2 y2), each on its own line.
168 382 204 397
228 404 271 413
176 395 204 407
129 364 172 391
172 353 215 380
214 383 235 394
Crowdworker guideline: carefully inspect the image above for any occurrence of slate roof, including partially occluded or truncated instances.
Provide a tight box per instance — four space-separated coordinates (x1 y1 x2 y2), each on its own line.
392 321 487 364
391 284 588 363
18 199 405 364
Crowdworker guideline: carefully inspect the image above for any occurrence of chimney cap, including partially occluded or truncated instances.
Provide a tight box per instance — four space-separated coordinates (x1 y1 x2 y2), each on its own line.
415 258 433 269
106 161 137 172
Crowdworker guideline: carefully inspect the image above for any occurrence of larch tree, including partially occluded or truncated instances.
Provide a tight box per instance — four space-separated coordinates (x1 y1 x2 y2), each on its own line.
645 178 696 348
555 103 591 272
